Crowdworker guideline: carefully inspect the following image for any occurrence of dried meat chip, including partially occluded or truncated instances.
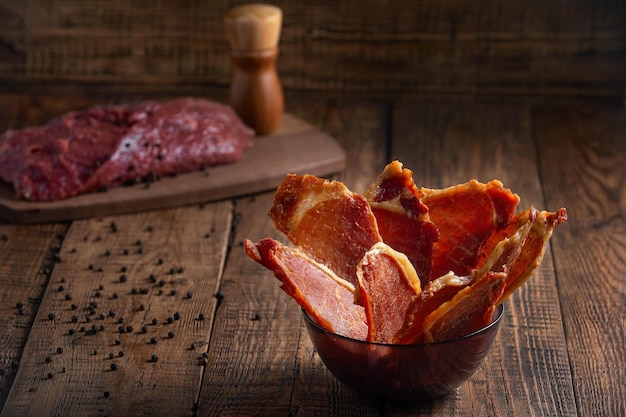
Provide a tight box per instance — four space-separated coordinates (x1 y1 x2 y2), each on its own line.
356 242 421 343
420 179 520 280
269 174 382 287
422 270 506 343
364 161 439 285
244 238 368 340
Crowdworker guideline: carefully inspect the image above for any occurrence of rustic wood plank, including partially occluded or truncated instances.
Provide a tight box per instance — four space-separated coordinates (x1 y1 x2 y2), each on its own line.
0 222 69 409
0 0 623 99
200 100 388 415
387 102 575 415
534 107 626 417
0 202 231 417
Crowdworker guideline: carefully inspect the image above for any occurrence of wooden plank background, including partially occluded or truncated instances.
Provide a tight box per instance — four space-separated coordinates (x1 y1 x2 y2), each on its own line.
0 0 625 119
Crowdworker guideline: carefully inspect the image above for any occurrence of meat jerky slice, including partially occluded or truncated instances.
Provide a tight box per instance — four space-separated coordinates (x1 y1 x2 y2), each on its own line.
394 217 532 344
356 242 422 343
244 238 368 340
363 160 439 285
393 272 471 344
422 270 506 343
496 207 567 304
0 97 253 201
269 174 382 287
420 179 520 280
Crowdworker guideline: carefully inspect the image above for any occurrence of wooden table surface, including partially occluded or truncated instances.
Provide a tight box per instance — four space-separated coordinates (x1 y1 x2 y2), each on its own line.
0 99 624 417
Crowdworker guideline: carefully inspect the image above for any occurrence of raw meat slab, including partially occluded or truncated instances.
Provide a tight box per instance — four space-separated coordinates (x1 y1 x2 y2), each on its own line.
0 114 345 223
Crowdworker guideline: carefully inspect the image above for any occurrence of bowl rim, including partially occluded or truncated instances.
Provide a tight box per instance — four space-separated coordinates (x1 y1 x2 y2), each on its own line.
302 302 504 348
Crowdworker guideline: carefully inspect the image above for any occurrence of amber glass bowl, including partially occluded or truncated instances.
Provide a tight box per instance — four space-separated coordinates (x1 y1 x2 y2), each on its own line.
302 304 504 402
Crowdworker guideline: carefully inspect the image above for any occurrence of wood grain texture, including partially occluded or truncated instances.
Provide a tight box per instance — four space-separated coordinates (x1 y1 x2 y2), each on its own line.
0 222 69 409
388 102 575 416
0 0 623 100
534 108 626 417
0 203 231 417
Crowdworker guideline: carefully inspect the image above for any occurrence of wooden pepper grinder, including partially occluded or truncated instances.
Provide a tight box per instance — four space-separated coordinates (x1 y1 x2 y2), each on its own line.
224 4 284 135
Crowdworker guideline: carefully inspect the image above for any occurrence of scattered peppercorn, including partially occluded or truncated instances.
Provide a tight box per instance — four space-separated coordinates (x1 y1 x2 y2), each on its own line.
110 363 117 371
109 353 114 359
104 391 110 398
166 317 174 324
47 372 53 379
118 351 124 357
119 274 127 283
150 337 157 344
167 331 174 339
48 313 55 320
58 285 64 292
151 318 158 325
45 356 52 363
173 312 180 321
56 347 63 354
151 354 158 363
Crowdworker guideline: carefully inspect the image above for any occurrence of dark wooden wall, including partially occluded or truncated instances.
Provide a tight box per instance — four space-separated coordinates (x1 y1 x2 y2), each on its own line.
0 0 625 127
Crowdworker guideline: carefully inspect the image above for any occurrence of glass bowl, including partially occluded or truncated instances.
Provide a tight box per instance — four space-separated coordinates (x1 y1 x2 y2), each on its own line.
302 303 504 402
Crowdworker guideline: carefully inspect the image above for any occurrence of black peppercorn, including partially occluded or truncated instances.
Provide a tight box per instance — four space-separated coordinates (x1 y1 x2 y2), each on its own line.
173 312 180 320
110 363 117 371
56 347 63 354
151 354 158 363
48 313 55 320
119 274 127 283
47 372 53 379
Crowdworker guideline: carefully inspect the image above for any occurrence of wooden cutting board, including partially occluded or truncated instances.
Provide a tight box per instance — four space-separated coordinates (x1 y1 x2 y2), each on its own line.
0 113 345 223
